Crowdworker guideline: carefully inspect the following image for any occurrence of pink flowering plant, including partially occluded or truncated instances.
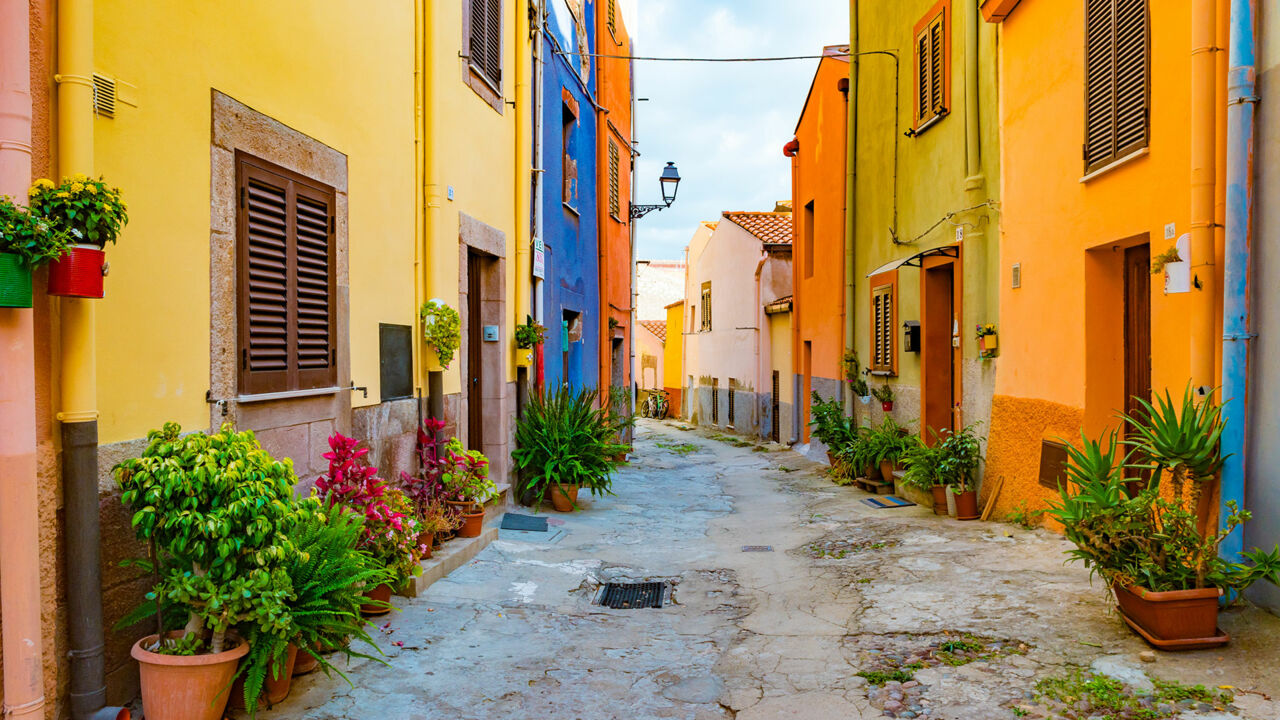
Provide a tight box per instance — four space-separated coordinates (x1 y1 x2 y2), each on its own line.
314 432 426 587
440 438 496 509
400 417 467 530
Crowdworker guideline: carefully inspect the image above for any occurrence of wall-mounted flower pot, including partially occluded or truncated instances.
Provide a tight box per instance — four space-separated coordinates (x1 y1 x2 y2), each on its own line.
516 347 534 367
929 485 948 515
1112 583 1228 649
859 395 872 405
131 632 248 720
954 489 980 520
881 401 894 412
0 253 33 308
47 244 105 298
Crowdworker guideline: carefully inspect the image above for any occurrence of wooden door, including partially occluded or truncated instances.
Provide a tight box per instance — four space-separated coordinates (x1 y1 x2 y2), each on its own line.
921 262 955 443
1124 244 1152 419
467 252 484 450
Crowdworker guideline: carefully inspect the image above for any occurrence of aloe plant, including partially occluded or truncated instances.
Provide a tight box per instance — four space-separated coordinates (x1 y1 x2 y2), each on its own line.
1122 384 1226 509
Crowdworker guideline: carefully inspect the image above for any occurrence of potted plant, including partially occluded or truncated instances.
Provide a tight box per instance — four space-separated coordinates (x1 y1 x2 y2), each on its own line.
419 299 461 370
515 316 547 367
975 323 998 359
114 423 299 720
868 418 920 481
512 387 628 512
415 500 461 558
27 175 127 298
871 383 895 412
234 499 388 713
608 383 637 456
0 196 71 307
400 417 465 542
937 425 983 520
901 438 948 515
439 438 496 536
314 432 426 614
808 393 854 467
843 351 872 404
1047 386 1280 649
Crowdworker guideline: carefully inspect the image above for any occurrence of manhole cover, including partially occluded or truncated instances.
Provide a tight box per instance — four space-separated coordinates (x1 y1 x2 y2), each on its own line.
741 545 773 552
596 581 667 609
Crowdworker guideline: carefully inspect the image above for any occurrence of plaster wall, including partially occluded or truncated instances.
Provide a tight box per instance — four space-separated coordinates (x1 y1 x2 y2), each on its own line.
596 0 633 401
664 301 685 416
637 262 686 320
637 324 664 390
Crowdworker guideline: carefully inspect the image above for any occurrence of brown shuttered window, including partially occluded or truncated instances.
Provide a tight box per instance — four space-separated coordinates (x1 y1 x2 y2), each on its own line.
237 154 337 395
608 140 620 219
871 283 896 373
700 282 712 332
607 0 617 36
468 0 503 91
1085 0 1148 174
912 1 949 131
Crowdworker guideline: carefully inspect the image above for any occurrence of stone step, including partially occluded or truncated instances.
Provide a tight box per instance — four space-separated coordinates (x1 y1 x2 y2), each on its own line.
398 482 512 599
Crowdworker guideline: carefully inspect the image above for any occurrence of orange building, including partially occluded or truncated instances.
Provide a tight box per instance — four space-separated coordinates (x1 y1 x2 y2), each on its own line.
787 46 849 443
983 0 1227 518
597 0 635 398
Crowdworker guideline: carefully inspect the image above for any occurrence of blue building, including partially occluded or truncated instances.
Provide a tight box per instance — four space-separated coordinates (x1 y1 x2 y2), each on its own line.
540 0 600 391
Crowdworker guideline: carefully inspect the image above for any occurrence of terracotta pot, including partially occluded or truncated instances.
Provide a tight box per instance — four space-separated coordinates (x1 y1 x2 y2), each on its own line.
265 643 299 704
419 531 434 559
457 507 484 537
826 451 836 467
550 483 579 513
878 460 897 482
292 644 321 676
360 582 393 616
954 489 980 520
132 632 248 720
1113 582 1224 647
47 244 105 298
929 485 948 515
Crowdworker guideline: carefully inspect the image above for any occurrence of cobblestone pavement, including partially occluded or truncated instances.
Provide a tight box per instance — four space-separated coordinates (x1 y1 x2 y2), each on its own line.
256 420 1280 720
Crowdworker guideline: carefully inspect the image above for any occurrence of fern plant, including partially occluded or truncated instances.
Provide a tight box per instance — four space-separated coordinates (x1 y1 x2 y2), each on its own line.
512 387 629 506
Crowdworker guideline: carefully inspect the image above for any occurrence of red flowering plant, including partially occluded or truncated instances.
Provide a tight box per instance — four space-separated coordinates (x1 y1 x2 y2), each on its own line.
315 432 426 587
399 417 463 531
440 438 496 511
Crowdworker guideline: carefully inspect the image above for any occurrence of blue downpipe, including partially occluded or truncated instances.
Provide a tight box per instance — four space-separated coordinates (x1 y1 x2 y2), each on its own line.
1219 0 1258 564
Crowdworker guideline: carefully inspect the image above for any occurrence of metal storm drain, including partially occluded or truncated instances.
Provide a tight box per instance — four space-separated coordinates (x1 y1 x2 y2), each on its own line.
741 545 773 552
596 581 668 609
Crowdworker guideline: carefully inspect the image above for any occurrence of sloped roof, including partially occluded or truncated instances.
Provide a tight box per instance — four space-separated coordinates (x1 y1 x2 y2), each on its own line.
722 211 793 245
640 320 667 343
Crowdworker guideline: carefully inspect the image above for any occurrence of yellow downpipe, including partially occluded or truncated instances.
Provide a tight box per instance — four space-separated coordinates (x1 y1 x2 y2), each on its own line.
1189 0 1217 391
412 0 425 389
56 0 98 422
515 0 532 342
421 0 445 305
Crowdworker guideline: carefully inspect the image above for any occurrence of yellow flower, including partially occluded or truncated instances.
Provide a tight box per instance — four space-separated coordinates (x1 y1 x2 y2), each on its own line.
55 191 69 199
70 182 84 193
35 178 54 189
28 186 40 197
86 185 97 194
71 173 88 183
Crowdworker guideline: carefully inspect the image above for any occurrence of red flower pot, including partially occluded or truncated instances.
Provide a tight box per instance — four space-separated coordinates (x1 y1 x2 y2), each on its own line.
881 401 894 412
47 244 105 298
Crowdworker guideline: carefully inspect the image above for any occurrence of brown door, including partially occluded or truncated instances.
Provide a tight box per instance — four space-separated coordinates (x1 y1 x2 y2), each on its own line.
467 251 484 450
1124 244 1152 418
921 262 955 443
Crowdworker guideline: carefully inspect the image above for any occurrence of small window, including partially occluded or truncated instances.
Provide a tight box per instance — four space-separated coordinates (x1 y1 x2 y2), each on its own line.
700 282 712 332
912 1 949 131
712 378 720 424
871 282 896 373
562 98 579 209
803 200 815 278
728 379 737 425
1084 0 1149 174
608 140 621 219
467 0 503 91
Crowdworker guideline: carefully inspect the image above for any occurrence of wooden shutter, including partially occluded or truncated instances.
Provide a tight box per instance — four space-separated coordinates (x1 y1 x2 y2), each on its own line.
913 2 949 129
469 0 503 89
607 0 617 34
608 141 620 218
928 16 945 115
701 282 712 331
1085 0 1148 173
916 32 931 123
237 154 337 395
871 284 895 372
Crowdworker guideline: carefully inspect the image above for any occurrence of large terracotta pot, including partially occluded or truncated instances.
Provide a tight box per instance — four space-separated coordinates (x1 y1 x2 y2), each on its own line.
929 486 948 515
292 643 321 677
265 643 299 704
550 484 579 513
954 489 980 520
132 632 248 720
1113 582 1226 648
419 531 435 559
360 582 393 616
878 460 898 483
47 244 105 298
450 501 484 537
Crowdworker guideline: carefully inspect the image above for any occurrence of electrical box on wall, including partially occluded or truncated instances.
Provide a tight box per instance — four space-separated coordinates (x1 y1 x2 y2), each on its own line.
902 321 921 353
482 325 499 342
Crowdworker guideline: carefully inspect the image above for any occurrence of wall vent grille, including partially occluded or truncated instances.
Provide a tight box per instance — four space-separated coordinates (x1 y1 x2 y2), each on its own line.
92 73 116 117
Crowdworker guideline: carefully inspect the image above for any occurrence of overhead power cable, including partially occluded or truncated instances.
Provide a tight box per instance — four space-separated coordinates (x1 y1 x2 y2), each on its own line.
553 49 860 63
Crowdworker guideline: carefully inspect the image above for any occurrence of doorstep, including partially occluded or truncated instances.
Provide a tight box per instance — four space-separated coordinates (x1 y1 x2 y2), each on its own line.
400 481 511 598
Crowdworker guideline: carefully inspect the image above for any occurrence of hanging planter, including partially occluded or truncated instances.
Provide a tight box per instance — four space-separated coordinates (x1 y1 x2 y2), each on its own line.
420 299 461 371
47 244 106 298
27 175 127 300
0 195 73 308
0 253 33 308
976 323 999 359
870 382 894 413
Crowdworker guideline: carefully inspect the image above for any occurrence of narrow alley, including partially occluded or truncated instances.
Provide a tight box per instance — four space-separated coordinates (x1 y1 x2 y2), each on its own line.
258 422 1280 720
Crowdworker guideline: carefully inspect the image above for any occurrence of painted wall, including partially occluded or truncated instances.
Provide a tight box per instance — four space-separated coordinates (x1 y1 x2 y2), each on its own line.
637 324 664 390
597 0 633 399
851 0 1000 444
986 0 1223 520
769 310 796 443
791 51 849 441
1245 4 1280 612
636 261 686 320
664 300 684 414
541 0 600 391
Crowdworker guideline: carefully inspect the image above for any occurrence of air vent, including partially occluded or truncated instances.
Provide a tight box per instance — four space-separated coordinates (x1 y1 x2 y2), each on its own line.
1011 263 1022 289
1038 440 1070 490
92 73 116 118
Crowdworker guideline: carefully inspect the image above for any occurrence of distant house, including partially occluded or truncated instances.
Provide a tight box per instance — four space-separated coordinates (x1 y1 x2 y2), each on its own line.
681 208 793 440
637 320 666 391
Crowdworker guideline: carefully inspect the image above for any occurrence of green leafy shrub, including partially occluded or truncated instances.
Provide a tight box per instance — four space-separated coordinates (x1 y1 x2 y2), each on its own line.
0 196 71 265
512 387 628 506
515 317 548 348
843 351 870 397
419 300 461 368
439 438 496 506
28 174 128 246
900 425 982 491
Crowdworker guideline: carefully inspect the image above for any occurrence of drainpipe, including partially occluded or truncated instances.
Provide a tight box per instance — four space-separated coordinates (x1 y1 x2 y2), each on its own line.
1189 0 1219 393
57 2 128 719
0 1 47 717
1219 0 1258 562
595 6 609 400
422 0 446 421
533 3 546 391
844 0 858 418
413 0 425 404
516 0 532 408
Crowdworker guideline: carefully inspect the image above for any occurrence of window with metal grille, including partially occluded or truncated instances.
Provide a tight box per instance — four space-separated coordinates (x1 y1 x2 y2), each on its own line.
467 0 503 91
1084 0 1149 174
236 153 337 395
712 378 720 424
608 140 621 219
771 371 780 443
871 283 895 373
700 282 712 331
562 98 578 208
912 1 949 131
728 380 737 425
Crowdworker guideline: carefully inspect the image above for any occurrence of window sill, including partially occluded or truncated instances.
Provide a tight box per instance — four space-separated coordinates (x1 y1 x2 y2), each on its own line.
911 111 948 137
1080 147 1149 183
563 202 580 216
869 370 896 377
463 65 504 115
237 386 342 404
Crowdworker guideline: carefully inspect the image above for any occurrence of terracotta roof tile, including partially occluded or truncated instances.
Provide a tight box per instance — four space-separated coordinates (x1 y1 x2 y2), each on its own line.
722 211 793 245
640 320 667 343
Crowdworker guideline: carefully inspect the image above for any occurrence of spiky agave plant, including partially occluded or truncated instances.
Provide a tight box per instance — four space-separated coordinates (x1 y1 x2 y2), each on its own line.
512 387 629 508
235 499 389 715
1122 383 1226 508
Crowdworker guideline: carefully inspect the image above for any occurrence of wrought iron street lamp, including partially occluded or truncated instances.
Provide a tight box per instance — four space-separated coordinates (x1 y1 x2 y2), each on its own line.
630 161 681 220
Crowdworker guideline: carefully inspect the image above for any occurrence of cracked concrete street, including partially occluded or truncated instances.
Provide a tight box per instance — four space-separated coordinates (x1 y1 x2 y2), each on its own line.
259 420 1280 720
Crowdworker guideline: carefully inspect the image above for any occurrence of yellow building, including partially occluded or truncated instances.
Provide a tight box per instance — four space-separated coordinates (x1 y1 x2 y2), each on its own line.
664 300 684 416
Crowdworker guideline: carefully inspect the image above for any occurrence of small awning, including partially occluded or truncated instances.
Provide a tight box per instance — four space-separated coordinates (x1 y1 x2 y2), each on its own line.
864 245 960 278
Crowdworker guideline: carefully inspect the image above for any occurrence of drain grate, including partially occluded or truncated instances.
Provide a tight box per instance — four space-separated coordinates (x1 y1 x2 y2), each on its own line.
741 545 774 552
597 581 667 609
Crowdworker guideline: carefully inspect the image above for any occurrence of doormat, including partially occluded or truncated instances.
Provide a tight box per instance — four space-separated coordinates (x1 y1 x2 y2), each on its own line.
741 545 774 552
500 513 548 532
862 496 915 509
595 581 667 609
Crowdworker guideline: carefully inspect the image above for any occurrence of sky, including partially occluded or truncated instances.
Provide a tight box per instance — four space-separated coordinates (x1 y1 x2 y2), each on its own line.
621 0 850 261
